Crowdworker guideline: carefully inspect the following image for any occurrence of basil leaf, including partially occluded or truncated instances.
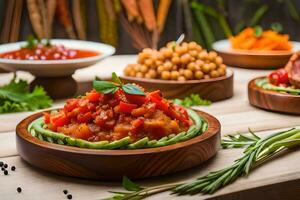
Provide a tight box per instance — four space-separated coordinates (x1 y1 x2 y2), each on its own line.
111 72 123 85
122 84 145 96
122 176 143 191
254 26 263 37
93 80 117 94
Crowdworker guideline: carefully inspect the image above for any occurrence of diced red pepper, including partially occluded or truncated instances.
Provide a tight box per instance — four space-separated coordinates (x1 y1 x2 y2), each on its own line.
77 112 92 123
44 112 51 124
119 101 138 113
125 93 148 105
268 68 289 85
51 114 70 128
148 90 170 112
64 99 79 112
86 91 102 102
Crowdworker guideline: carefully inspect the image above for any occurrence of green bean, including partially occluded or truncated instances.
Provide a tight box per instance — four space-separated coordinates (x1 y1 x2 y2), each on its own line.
128 137 149 149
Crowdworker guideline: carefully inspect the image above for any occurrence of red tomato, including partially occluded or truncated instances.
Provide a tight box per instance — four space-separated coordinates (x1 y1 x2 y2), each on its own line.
72 124 93 140
44 112 51 124
114 89 127 102
64 99 79 112
268 68 289 85
86 91 102 102
52 114 70 127
148 91 169 112
125 93 147 105
119 101 138 113
77 112 92 123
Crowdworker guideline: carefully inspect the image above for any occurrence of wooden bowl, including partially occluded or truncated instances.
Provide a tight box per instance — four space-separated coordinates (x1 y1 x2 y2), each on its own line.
213 40 300 69
121 70 233 101
16 110 220 181
248 77 300 114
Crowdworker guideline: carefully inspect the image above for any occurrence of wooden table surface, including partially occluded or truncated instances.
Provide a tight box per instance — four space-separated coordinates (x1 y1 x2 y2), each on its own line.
0 55 299 200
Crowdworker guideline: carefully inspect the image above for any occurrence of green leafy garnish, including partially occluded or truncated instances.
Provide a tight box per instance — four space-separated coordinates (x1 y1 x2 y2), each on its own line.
0 77 52 113
93 73 145 96
105 128 300 199
21 35 52 49
270 22 283 33
122 176 143 192
254 25 263 37
173 94 211 107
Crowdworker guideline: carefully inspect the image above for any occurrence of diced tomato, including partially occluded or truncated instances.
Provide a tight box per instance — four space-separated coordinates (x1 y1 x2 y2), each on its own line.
77 112 92 123
119 101 138 113
132 117 144 128
174 105 189 120
64 99 79 112
86 91 102 102
72 124 93 140
268 68 289 85
44 112 51 124
114 89 127 102
50 113 70 128
125 93 148 105
148 91 170 112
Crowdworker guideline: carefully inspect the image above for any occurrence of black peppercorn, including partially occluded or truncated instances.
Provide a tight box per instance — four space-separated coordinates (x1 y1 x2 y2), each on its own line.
17 187 22 193
1 167 4 171
67 194 72 199
63 190 68 195
11 166 16 171
3 164 8 168
4 170 8 175
0 161 3 167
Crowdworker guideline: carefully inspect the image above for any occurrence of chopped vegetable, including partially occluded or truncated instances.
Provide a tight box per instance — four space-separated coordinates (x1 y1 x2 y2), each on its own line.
0 77 52 113
173 94 211 107
268 68 289 86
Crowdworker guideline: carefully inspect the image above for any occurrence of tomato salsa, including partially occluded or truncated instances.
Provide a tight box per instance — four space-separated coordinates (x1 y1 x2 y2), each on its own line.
44 84 192 142
0 44 99 60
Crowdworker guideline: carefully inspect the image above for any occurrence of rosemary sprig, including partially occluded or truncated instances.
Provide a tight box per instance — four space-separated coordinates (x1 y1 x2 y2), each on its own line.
104 128 300 199
221 128 260 149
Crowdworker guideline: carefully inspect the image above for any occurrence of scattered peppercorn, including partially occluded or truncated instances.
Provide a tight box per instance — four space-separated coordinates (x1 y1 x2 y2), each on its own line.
17 187 22 193
1 167 4 171
67 194 72 199
0 161 3 167
11 166 16 171
63 190 68 195
4 170 8 175
3 164 8 168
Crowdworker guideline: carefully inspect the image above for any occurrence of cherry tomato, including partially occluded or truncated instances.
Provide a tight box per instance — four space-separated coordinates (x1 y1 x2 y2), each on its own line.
86 91 102 102
268 68 289 85
119 101 138 113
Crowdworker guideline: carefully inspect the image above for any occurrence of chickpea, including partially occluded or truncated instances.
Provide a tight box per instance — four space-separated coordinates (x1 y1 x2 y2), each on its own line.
209 63 217 70
179 68 185 75
124 65 132 75
129 71 136 77
180 53 191 64
172 65 178 71
136 72 143 78
171 56 181 65
138 53 146 64
208 51 217 61
194 64 201 71
175 45 188 56
133 64 141 72
161 71 171 80
144 73 152 79
157 65 164 74
148 69 157 78
144 59 154 67
202 63 211 73
188 42 198 50
189 50 198 58
198 50 208 60
162 48 173 58
166 41 176 49
178 76 186 81
219 64 226 70
204 74 210 79
190 57 195 62
163 61 172 71
183 69 193 79
195 71 204 79
210 70 219 78
140 65 148 73
171 71 180 80
155 60 163 67
195 59 204 67
187 62 196 71
218 68 226 76
156 53 164 61
215 56 223 65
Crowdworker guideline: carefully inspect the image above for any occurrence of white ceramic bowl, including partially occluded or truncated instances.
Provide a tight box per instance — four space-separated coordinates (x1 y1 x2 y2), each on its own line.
0 39 115 77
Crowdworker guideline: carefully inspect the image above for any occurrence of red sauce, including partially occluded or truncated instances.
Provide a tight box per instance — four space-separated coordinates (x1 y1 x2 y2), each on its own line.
0 44 99 60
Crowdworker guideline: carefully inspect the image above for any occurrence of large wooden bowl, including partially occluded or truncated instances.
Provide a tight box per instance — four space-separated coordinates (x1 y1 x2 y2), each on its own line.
213 40 300 69
121 70 233 101
248 77 300 114
16 110 220 181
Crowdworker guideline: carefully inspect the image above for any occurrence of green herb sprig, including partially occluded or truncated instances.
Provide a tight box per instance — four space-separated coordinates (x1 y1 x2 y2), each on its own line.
0 76 52 113
22 35 51 49
93 73 145 96
105 128 300 199
173 94 211 107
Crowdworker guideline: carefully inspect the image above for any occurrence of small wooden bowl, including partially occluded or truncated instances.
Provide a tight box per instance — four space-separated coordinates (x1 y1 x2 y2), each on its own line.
248 77 300 114
121 70 233 101
213 40 300 69
16 110 220 181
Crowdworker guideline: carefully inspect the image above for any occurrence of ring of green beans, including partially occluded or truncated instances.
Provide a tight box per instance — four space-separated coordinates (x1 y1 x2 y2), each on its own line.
28 109 207 150
256 78 300 95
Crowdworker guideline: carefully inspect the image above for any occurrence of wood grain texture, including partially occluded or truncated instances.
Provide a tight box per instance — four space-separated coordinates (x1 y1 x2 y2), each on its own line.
121 70 234 101
216 50 291 69
16 111 220 180
248 77 300 114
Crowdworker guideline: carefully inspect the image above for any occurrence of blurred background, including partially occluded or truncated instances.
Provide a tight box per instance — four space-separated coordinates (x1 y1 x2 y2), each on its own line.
0 0 300 54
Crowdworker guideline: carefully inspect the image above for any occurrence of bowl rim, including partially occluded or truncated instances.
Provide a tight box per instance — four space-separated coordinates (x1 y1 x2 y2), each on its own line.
0 39 116 65
16 110 220 156
248 76 300 98
121 69 233 84
213 39 300 56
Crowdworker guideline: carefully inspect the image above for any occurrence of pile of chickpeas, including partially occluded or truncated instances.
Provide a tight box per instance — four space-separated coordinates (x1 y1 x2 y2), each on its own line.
124 41 226 81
